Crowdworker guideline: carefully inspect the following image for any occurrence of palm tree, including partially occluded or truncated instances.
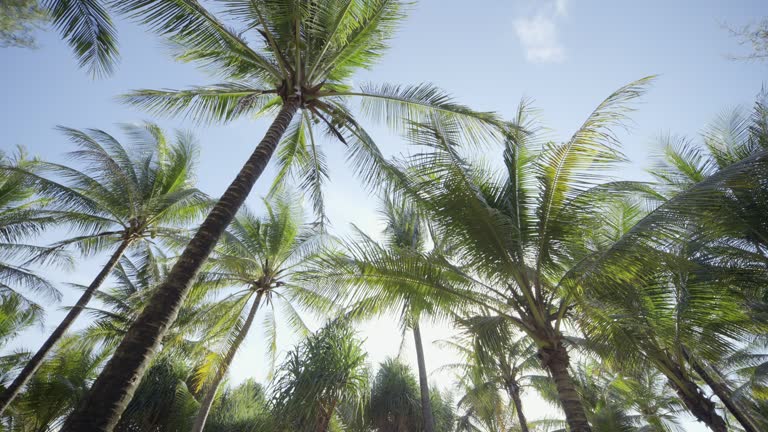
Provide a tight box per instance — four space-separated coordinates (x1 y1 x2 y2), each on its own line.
0 123 206 415
113 356 199 432
270 318 369 432
1 336 110 431
313 79 655 432
453 364 518 432
189 195 334 432
336 194 455 432
571 99 768 432
64 2 502 428
443 317 541 432
0 149 62 307
611 368 685 431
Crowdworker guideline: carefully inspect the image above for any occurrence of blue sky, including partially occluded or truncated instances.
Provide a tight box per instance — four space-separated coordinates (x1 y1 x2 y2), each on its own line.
2 0 767 429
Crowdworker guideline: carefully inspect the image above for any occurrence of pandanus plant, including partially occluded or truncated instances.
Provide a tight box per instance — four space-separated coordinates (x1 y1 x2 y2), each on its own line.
270 319 369 432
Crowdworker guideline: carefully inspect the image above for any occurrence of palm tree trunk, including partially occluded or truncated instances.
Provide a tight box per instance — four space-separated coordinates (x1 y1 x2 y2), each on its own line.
190 291 263 432
0 238 132 415
412 320 435 432
688 356 759 432
537 341 592 432
60 100 301 432
665 362 728 432
506 379 529 432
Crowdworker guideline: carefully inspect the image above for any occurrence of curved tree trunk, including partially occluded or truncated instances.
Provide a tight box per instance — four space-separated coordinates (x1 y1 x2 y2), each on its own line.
688 357 759 432
0 238 132 415
61 100 300 432
665 362 728 432
412 320 435 432
190 291 263 432
537 341 591 432
506 379 529 432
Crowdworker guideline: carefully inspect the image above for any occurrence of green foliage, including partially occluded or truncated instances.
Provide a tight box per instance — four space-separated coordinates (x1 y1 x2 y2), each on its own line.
370 358 422 432
205 379 277 432
114 356 199 432
16 123 208 261
271 319 369 432
0 149 63 305
1 337 108 430
0 0 47 48
115 0 503 225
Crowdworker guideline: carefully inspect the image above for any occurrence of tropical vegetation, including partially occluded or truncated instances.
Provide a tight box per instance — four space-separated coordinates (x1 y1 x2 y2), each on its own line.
0 1 767 432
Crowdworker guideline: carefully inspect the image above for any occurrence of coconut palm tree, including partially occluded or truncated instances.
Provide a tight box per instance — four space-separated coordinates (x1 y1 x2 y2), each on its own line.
453 364 519 432
610 368 685 432
113 356 199 432
1 336 110 431
270 318 369 432
0 149 62 307
188 195 334 432
335 194 454 432
312 79 655 432
442 317 541 432
570 99 768 432
0 123 206 415
64 2 502 427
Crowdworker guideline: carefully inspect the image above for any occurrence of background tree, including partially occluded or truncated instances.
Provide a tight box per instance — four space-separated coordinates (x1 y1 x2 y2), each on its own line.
332 194 457 432
0 149 62 307
730 18 768 61
370 358 422 432
0 0 48 48
443 317 541 432
1 336 109 431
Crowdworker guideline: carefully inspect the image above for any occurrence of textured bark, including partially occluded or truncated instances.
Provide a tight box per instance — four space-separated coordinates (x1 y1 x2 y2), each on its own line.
316 399 338 432
666 363 728 432
190 292 263 432
60 100 300 432
412 321 435 432
0 238 132 415
689 357 759 432
537 342 591 432
506 379 529 432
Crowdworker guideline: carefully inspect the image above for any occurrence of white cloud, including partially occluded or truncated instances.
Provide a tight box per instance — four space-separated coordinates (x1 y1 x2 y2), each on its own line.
512 0 570 63
513 14 566 63
555 0 569 17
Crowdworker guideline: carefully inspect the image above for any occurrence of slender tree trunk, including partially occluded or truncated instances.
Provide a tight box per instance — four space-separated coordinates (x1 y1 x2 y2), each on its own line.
0 238 132 415
688 356 760 432
317 399 338 432
412 320 435 432
506 379 529 432
537 341 591 432
190 291 263 432
60 100 300 432
665 362 728 432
